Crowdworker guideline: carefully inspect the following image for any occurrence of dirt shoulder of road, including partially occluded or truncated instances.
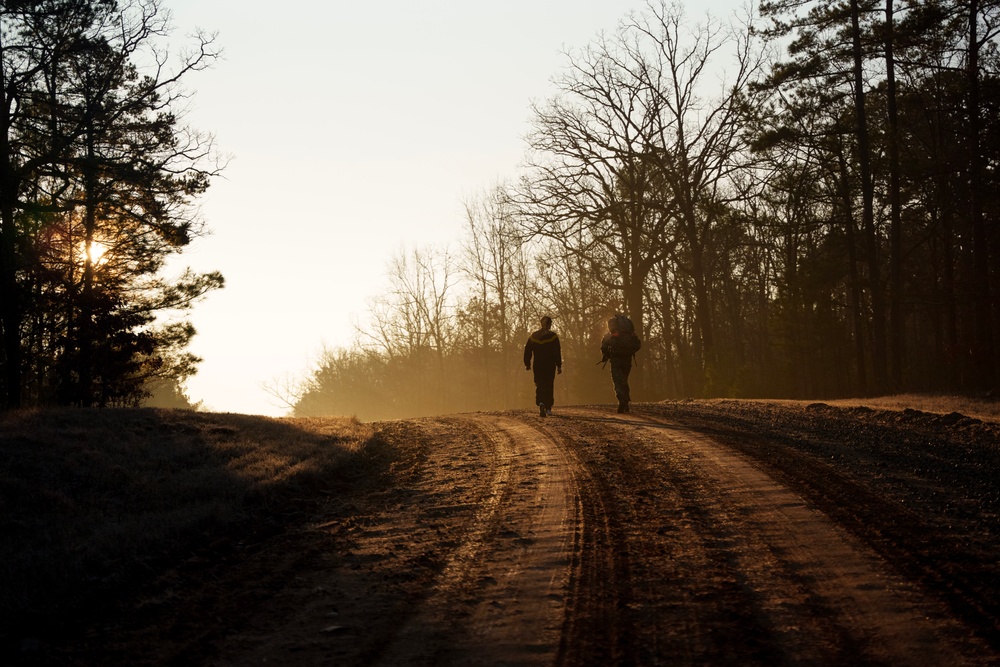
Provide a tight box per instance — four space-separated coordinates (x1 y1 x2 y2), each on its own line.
644 399 1000 658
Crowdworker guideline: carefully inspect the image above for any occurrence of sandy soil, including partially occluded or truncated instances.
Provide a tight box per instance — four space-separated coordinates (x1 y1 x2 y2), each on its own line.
37 400 1000 666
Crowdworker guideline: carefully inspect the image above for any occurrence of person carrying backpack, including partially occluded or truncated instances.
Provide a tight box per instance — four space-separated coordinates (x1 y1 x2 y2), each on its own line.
600 313 641 413
524 315 562 417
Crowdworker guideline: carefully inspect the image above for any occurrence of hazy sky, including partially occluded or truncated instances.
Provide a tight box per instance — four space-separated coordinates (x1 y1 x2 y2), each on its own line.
164 0 739 416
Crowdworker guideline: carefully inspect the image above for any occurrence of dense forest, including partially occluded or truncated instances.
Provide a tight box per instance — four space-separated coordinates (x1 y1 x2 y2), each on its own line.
0 0 223 409
291 0 1000 420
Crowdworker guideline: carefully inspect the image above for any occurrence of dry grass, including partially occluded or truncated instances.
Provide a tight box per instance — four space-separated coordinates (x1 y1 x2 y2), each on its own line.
728 394 1000 423
823 394 1000 422
0 408 386 637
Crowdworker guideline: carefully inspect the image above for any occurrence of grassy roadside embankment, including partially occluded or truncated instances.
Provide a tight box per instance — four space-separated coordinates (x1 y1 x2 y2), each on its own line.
0 408 391 654
712 393 1000 423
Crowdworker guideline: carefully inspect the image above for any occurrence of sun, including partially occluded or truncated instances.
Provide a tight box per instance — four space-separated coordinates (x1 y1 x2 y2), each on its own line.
85 241 110 265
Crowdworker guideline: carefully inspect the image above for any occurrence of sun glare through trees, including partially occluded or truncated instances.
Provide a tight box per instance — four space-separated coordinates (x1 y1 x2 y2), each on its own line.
0 0 225 409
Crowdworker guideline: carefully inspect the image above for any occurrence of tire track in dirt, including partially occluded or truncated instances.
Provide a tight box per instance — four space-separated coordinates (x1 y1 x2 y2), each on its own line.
556 407 988 665
533 409 747 665
462 417 579 664
371 414 578 666
524 414 639 666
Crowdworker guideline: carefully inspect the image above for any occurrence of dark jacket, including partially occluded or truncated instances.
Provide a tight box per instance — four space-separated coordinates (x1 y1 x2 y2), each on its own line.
524 328 562 370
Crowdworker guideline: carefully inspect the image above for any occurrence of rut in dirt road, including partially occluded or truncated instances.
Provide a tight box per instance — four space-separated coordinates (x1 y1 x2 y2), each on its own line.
369 416 578 666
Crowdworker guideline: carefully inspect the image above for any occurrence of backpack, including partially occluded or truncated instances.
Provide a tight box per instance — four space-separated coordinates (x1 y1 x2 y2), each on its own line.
609 314 635 335
606 314 641 357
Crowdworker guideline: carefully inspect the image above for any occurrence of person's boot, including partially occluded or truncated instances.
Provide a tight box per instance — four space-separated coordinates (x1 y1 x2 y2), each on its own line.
539 402 547 418
624 401 630 413
617 400 625 414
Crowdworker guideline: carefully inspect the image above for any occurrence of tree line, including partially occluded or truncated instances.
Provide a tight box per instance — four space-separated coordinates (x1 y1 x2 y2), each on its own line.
0 0 223 409
292 0 999 420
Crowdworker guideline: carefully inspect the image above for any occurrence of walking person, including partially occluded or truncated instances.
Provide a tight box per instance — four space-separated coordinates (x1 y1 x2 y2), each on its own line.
600 313 641 413
524 316 562 417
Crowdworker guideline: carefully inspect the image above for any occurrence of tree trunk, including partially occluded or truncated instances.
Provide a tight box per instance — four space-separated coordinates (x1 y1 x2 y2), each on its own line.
690 245 715 395
0 53 22 408
0 199 21 409
967 0 994 390
850 0 889 393
79 121 98 407
837 142 869 395
885 0 904 390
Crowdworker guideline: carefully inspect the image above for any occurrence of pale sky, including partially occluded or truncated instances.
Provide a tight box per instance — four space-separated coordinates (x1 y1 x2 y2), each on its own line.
163 0 740 416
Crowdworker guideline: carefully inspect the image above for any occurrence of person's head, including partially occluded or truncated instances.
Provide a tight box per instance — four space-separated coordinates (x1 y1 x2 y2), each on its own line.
540 315 553 330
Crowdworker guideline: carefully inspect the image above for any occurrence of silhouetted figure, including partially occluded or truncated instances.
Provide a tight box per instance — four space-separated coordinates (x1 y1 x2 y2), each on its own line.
524 316 562 417
601 314 641 413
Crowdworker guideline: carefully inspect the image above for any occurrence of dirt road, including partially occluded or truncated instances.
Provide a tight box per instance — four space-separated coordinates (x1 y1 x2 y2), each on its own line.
70 403 999 666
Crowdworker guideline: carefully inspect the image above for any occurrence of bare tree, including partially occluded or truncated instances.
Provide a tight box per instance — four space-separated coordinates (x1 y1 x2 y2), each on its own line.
460 183 527 406
534 236 618 403
515 15 678 395
357 246 457 413
637 2 765 390
517 0 764 394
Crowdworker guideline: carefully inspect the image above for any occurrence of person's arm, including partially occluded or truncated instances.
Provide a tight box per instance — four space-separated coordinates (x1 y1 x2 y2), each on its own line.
555 336 563 372
523 339 532 370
